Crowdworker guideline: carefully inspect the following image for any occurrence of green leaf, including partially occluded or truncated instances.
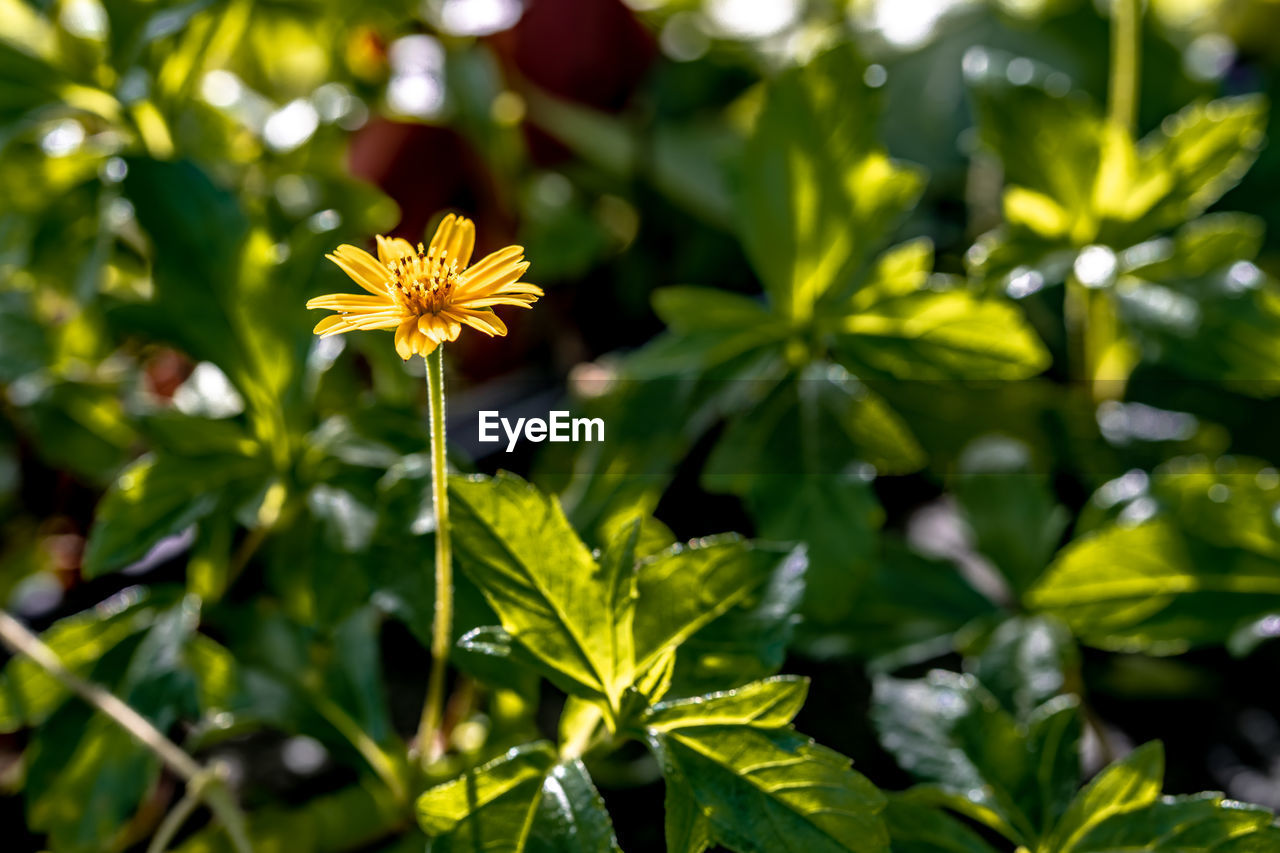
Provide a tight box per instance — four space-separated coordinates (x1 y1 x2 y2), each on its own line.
175 781 408 852
739 45 925 320
824 540 998 662
1042 742 1164 853
701 363 918 626
456 625 583 700
1071 792 1275 852
967 50 1103 238
418 744 620 853
835 284 1050 381
118 159 308 459
27 711 159 853
450 473 635 709
642 676 808 732
1140 96 1268 230
83 450 265 577
652 286 774 335
1121 213 1264 281
631 536 791 675
872 660 1081 843
708 364 924 480
653 725 888 853
526 759 622 853
0 289 50 382
871 671 1034 843
418 743 557 850
1027 519 1280 654
0 588 165 732
664 770 712 853
951 437 1069 597
668 543 806 695
883 797 1002 853
967 616 1078 722
327 606 394 746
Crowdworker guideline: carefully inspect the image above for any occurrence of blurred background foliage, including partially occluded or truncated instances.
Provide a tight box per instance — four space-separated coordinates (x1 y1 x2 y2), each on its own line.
6 0 1280 849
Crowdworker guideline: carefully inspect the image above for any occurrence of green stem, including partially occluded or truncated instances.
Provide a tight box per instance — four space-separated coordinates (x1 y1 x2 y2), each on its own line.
416 345 453 767
1107 0 1142 134
1068 0 1141 394
0 611 252 853
146 770 211 853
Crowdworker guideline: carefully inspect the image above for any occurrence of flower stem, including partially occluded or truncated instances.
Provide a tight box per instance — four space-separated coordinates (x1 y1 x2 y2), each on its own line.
0 610 252 853
1069 0 1141 395
1107 0 1142 134
416 345 453 766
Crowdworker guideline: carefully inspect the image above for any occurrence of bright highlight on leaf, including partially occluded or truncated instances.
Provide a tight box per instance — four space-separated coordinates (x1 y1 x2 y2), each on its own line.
307 213 542 359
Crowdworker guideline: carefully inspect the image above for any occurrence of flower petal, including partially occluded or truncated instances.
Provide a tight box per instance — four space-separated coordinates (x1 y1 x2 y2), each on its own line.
314 315 352 336
453 307 508 337
459 262 531 300
454 296 538 309
394 317 418 360
410 326 438 357
306 293 395 311
428 213 457 263
327 245 390 296
419 312 462 343
459 247 524 293
376 235 416 264
444 217 475 270
463 245 523 280
345 312 405 330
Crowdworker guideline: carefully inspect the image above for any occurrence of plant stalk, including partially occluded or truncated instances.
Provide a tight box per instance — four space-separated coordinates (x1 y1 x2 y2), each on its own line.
1107 0 1142 134
1070 0 1141 394
0 610 252 853
416 345 453 766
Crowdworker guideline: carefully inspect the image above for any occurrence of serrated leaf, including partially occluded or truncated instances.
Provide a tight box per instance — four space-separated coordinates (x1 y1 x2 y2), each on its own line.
668 543 806 694
450 473 635 709
1043 742 1164 853
872 671 1034 843
643 676 808 732
1072 792 1274 852
740 45 924 320
654 725 888 853
631 537 790 675
419 744 620 853
526 759 621 853
419 743 557 851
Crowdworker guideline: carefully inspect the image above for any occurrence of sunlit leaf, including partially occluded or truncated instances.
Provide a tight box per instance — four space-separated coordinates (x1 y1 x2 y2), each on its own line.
1042 741 1163 853
653 725 888 853
642 676 808 732
450 473 636 709
740 45 925 320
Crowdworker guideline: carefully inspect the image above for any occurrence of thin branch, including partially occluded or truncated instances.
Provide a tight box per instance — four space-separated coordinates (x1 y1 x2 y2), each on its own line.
0 610 253 853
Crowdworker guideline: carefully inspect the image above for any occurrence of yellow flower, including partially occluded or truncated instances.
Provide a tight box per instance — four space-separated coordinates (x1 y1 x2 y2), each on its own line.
306 214 541 359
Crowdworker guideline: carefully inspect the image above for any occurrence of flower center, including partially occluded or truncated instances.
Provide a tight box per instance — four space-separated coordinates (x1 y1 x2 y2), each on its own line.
387 242 460 314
